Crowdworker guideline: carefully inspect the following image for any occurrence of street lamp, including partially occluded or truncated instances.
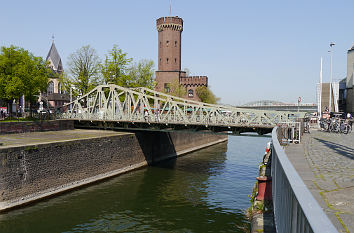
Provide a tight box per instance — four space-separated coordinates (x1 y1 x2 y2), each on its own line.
328 42 335 112
70 84 75 111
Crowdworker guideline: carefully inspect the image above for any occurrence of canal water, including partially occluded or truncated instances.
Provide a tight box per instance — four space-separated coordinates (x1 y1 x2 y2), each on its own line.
0 135 270 233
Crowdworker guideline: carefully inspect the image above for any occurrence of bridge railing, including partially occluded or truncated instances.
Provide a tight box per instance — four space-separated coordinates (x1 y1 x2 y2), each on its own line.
58 84 305 129
271 127 338 233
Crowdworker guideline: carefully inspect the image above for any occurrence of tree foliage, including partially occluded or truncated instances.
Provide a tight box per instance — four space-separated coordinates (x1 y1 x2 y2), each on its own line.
196 86 219 104
127 59 155 89
67 45 101 95
100 45 129 85
170 80 187 98
58 71 79 99
100 45 132 86
100 46 155 89
0 45 49 112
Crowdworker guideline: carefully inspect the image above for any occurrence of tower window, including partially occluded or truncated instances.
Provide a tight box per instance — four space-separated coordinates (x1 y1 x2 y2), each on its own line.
188 89 194 97
166 58 169 64
175 58 177 64
166 40 169 47
160 58 162 64
164 83 171 93
160 41 162 48
175 41 177 47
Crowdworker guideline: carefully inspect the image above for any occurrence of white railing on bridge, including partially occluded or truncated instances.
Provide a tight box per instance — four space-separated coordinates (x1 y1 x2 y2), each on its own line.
58 84 305 130
271 127 338 233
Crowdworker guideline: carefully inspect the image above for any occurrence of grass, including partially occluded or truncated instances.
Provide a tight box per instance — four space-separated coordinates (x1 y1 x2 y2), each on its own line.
335 212 350 233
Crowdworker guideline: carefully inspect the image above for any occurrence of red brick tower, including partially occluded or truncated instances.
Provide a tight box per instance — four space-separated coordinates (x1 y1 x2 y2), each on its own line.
155 16 185 93
155 16 208 101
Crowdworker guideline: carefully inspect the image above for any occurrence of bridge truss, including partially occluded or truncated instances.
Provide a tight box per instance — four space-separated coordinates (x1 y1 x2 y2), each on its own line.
58 84 304 135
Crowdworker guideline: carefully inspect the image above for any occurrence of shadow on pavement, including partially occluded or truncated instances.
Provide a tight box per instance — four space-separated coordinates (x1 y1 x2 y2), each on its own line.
314 137 354 160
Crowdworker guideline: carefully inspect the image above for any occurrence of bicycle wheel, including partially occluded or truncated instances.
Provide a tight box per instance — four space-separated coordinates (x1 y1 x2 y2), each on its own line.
344 125 349 134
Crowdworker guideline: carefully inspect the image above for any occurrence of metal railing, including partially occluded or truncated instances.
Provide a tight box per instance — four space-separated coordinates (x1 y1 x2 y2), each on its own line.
277 121 302 144
57 84 305 130
271 127 338 233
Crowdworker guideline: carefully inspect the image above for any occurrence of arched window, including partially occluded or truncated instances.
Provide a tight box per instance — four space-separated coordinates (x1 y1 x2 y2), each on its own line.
47 81 54 94
58 82 62 94
188 89 194 97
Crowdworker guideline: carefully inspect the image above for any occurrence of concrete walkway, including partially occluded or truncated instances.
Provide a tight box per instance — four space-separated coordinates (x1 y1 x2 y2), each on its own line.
285 130 354 233
0 129 129 149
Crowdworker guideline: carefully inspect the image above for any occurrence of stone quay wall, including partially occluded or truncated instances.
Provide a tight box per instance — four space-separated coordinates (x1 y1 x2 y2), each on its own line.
0 120 74 135
0 131 227 211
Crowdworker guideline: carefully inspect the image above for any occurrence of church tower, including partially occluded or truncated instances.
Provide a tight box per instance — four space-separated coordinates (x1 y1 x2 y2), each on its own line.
155 16 185 93
43 40 69 108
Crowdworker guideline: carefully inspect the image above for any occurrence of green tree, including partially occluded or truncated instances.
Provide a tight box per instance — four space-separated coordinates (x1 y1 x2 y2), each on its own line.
58 71 79 100
100 45 132 86
0 45 49 116
170 80 187 98
196 86 219 104
67 45 101 95
127 59 155 88
24 56 50 114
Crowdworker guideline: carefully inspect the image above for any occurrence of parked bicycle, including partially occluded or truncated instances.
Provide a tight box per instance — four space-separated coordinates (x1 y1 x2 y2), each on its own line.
340 119 352 134
320 117 352 134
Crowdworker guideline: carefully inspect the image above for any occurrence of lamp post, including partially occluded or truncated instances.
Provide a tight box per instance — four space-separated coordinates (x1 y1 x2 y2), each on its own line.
328 42 335 112
298 97 302 112
70 85 75 111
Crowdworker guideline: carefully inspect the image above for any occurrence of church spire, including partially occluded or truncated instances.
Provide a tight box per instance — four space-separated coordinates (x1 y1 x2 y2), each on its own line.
46 39 63 74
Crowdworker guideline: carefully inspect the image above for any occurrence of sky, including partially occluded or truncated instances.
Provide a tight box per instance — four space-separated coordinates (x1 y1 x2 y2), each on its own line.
1 0 353 105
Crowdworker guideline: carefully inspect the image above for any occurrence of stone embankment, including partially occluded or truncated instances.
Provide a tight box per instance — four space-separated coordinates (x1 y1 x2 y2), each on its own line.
248 143 275 233
0 128 227 211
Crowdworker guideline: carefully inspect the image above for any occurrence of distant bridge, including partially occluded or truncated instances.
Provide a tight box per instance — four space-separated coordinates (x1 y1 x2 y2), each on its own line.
58 84 305 135
239 100 317 112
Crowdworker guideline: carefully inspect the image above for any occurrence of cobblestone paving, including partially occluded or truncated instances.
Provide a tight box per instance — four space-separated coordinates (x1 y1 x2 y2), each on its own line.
286 130 354 233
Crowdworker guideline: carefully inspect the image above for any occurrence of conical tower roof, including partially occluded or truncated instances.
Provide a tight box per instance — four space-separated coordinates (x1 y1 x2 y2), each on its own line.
46 41 63 73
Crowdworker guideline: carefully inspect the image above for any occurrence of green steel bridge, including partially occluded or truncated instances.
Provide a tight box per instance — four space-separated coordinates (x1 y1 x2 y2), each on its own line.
58 84 305 135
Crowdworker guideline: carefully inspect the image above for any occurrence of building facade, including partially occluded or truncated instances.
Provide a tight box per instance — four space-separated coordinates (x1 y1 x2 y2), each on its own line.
317 82 338 113
43 41 69 109
155 16 208 101
346 44 354 113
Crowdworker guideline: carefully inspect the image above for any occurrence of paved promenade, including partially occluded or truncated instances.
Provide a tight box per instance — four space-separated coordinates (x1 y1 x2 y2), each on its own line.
0 129 127 149
285 130 354 233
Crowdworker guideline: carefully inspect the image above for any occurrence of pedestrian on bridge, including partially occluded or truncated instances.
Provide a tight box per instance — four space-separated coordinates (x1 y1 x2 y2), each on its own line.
144 110 149 122
155 110 161 122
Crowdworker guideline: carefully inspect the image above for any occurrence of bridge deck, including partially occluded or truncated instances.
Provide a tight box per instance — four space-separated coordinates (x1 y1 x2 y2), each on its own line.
285 130 354 232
